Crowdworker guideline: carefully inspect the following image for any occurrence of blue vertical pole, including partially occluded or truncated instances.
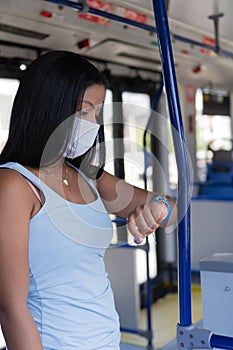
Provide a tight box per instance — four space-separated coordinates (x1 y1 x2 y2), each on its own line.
151 0 192 326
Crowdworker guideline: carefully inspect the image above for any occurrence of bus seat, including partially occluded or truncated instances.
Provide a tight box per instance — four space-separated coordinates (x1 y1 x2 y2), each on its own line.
206 161 233 183
212 149 233 163
199 161 233 197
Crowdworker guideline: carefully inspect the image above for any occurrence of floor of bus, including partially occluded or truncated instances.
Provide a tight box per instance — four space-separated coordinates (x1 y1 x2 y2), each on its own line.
120 284 202 350
0 285 202 350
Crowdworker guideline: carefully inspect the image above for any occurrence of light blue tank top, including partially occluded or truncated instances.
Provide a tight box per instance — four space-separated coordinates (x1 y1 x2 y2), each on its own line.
0 162 120 350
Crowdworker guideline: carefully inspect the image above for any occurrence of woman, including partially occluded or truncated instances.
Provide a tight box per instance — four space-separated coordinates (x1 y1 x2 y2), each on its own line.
0 51 177 349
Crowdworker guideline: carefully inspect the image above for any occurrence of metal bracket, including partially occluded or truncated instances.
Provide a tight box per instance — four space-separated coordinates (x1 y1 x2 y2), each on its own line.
177 324 213 350
208 13 224 53
76 0 89 13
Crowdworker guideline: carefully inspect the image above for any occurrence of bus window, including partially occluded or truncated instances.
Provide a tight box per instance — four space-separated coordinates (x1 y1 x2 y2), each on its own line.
0 78 19 151
195 88 232 181
103 89 114 175
122 91 152 190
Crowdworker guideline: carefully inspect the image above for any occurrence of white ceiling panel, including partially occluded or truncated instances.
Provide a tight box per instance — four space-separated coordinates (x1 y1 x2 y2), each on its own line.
0 0 232 88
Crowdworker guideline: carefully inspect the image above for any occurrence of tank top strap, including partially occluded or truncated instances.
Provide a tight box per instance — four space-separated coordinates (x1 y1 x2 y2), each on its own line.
26 180 43 204
0 162 42 190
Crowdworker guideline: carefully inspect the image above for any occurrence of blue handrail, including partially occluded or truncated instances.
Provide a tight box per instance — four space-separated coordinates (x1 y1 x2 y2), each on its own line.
211 334 233 349
151 0 192 326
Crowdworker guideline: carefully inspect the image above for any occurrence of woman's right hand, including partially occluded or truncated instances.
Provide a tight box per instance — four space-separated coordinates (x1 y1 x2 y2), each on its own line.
127 200 168 244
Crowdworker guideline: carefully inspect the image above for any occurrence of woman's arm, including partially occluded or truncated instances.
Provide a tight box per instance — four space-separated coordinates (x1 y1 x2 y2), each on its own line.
0 169 44 350
96 170 177 242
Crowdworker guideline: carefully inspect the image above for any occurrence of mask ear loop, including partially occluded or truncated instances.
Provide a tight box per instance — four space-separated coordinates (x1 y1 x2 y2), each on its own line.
92 107 104 166
95 103 104 126
90 105 105 167
64 114 81 158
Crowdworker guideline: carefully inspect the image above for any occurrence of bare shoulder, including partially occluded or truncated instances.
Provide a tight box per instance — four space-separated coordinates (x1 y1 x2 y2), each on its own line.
0 168 34 211
0 167 27 189
0 169 34 310
0 167 23 180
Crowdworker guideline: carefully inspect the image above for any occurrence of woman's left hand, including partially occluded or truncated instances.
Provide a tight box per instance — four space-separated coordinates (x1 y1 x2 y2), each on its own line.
127 201 168 244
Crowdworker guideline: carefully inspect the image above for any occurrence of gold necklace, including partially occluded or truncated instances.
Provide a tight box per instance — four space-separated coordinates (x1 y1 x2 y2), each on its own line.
46 164 69 186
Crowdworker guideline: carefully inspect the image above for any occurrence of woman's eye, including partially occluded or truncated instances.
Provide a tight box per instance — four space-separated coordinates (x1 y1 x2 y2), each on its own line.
80 110 89 118
78 109 101 123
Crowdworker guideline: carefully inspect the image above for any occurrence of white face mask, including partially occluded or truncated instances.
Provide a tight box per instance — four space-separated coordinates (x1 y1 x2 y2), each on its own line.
65 117 100 159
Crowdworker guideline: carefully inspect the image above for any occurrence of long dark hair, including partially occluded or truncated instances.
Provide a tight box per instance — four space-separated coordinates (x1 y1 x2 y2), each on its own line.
0 51 107 179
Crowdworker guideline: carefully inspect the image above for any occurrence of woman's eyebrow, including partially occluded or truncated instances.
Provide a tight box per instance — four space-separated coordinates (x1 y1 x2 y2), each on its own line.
83 100 104 108
82 100 94 108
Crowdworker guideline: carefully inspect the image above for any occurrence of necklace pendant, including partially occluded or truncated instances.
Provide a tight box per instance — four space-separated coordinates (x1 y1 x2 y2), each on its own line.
62 178 69 186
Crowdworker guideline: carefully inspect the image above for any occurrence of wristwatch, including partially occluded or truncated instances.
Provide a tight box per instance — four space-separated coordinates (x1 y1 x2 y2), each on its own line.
151 196 172 224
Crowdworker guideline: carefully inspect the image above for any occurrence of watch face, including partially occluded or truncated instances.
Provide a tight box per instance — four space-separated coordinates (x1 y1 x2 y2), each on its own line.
151 196 172 224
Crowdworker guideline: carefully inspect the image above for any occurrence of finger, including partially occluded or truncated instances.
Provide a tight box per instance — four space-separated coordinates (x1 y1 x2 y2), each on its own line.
127 213 145 243
134 237 144 244
150 201 167 223
134 207 156 235
127 213 141 236
141 205 160 230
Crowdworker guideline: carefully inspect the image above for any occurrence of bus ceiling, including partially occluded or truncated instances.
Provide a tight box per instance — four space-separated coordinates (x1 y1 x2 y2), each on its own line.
0 0 233 89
